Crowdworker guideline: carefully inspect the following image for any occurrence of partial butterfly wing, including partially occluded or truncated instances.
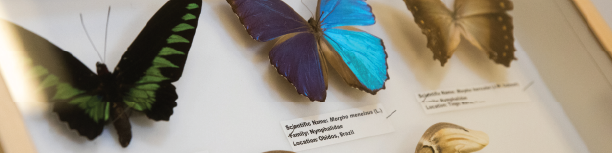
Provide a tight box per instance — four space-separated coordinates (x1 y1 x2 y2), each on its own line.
227 0 310 41
318 0 389 94
4 20 108 140
404 0 515 66
455 0 515 66
322 28 388 93
270 32 327 101
228 0 328 101
316 0 375 29
403 0 458 66
113 0 202 120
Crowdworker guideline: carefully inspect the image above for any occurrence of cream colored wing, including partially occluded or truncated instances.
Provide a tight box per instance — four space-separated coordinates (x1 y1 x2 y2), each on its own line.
455 0 516 66
404 0 460 66
415 122 489 153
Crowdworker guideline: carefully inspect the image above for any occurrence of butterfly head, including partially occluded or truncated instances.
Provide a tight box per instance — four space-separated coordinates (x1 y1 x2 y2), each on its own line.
307 18 323 35
96 62 111 76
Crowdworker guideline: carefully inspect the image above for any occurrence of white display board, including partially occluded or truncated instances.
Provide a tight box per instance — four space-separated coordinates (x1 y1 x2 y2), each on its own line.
0 0 594 152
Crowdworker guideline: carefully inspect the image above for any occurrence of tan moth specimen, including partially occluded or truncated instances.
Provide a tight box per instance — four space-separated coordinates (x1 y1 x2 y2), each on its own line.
416 122 489 153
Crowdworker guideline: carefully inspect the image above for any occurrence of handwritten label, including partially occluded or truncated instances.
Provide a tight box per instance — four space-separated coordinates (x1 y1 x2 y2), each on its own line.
415 82 530 114
280 103 394 152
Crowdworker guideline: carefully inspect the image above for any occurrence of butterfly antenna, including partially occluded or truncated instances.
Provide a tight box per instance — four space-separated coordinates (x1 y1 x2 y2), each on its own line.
104 6 111 63
80 14 104 62
301 0 315 18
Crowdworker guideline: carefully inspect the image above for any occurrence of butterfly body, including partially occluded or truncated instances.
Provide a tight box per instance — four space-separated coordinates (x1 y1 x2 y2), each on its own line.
95 63 119 102
92 62 134 146
228 0 389 102
307 18 324 38
9 0 202 147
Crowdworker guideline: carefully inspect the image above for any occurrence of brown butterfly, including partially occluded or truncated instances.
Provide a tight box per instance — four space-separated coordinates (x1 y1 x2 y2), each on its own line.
404 0 516 67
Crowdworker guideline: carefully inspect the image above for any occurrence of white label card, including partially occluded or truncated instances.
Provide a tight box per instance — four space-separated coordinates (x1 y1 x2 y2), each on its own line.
280 103 395 152
415 82 530 114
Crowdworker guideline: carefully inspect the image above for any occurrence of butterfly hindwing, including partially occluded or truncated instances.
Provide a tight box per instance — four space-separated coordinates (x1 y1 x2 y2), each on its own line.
322 28 388 93
270 32 327 101
455 0 515 66
4 20 108 139
227 0 310 42
319 0 388 94
114 0 202 120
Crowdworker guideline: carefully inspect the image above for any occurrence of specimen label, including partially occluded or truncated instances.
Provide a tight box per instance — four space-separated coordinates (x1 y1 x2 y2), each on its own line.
280 103 395 152
415 82 530 114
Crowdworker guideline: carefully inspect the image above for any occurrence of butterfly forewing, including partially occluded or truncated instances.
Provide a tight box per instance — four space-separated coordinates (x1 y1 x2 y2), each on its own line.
113 0 202 120
456 0 515 66
455 0 513 17
4 20 108 139
317 0 375 29
404 0 458 66
227 0 310 42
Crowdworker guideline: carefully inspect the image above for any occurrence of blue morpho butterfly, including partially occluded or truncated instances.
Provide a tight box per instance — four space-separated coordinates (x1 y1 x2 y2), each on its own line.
227 0 389 102
5 0 201 147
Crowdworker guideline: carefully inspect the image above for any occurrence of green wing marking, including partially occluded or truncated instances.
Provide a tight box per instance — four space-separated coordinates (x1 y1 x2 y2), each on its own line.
182 14 197 21
186 3 199 10
29 65 109 123
167 34 190 43
53 83 85 100
69 95 109 123
123 2 199 111
172 23 195 32
124 56 179 110
39 74 58 89
159 47 186 55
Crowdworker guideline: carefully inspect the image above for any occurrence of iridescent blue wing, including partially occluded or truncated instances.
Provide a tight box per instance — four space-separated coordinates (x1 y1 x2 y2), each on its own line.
270 33 327 101
227 0 310 41
317 0 375 29
322 28 388 93
318 0 388 94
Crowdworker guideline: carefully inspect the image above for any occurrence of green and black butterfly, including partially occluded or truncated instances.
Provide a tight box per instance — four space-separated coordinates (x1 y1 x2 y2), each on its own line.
7 0 201 147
